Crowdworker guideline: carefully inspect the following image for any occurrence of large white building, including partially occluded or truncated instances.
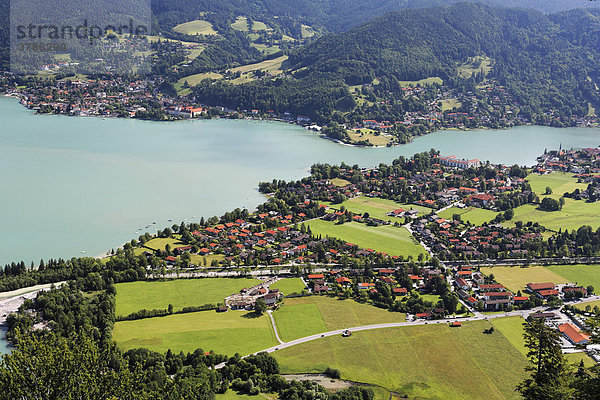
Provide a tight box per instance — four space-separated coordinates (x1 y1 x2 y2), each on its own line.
435 155 481 169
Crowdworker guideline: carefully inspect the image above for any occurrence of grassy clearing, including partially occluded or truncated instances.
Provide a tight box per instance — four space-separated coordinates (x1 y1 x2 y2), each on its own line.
173 20 218 36
399 77 443 87
480 266 569 293
347 129 391 146
273 296 406 342
527 172 585 200
230 55 288 74
250 43 281 55
301 24 315 38
216 391 277 400
115 278 260 316
458 56 492 78
327 196 430 221
440 98 462 111
270 278 306 295
545 264 600 290
307 220 427 258
274 319 527 400
177 72 224 88
437 206 497 225
329 178 351 187
143 237 188 251
114 309 277 355
231 16 269 32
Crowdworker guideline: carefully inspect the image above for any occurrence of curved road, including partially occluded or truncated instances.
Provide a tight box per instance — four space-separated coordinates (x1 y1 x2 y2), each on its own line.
215 295 600 368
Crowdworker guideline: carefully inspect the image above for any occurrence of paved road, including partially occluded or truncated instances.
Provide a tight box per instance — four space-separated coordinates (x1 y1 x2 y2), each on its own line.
213 294 600 369
267 310 284 345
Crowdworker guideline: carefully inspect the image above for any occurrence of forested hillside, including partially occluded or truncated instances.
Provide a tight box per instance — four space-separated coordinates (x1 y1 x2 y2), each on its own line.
192 4 600 125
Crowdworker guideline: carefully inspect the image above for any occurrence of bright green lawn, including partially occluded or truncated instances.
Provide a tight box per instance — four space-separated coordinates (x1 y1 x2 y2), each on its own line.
327 196 430 221
143 237 187 251
114 309 277 355
505 172 600 230
308 220 427 258
480 266 569 293
273 296 405 342
490 316 527 356
437 206 497 226
330 178 351 187
274 320 527 400
115 278 260 316
269 278 306 295
527 172 586 200
545 264 600 290
575 299 600 311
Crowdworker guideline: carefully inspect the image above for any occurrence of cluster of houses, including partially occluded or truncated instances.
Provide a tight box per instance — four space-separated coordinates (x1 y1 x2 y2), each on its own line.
226 279 282 310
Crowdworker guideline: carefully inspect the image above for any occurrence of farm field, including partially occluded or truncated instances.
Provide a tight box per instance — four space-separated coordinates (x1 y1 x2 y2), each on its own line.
269 278 305 295
438 206 497 225
326 196 430 221
188 253 225 266
114 309 277 355
274 320 528 400
307 220 427 258
273 296 406 342
527 172 586 200
480 266 569 293
115 278 260 316
173 20 218 35
176 72 224 90
440 98 462 111
545 264 600 290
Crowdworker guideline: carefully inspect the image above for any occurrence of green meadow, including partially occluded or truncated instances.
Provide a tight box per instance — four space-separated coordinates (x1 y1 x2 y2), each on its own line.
326 196 430 221
307 219 427 258
274 319 528 400
437 206 497 225
545 264 600 290
115 278 260 316
273 296 406 342
114 309 277 355
480 266 569 293
269 278 306 295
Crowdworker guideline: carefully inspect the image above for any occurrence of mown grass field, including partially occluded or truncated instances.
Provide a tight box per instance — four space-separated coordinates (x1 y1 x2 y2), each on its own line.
480 266 569 293
347 129 391 146
269 278 306 295
440 98 462 111
399 77 443 87
142 237 188 251
274 319 528 400
216 391 277 400
505 173 600 230
115 278 260 316
438 206 497 225
231 16 269 31
230 55 288 74
326 196 430 221
114 309 277 355
575 299 600 310
307 220 427 258
273 296 405 342
491 316 527 356
545 264 600 290
173 20 218 35
329 178 351 187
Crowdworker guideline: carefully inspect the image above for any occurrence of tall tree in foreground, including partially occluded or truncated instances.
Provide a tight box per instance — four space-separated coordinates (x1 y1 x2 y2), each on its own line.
0 330 135 400
517 319 574 400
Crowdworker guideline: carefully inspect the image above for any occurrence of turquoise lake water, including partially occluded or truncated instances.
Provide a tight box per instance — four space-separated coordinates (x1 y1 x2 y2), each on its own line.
1 95 599 266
